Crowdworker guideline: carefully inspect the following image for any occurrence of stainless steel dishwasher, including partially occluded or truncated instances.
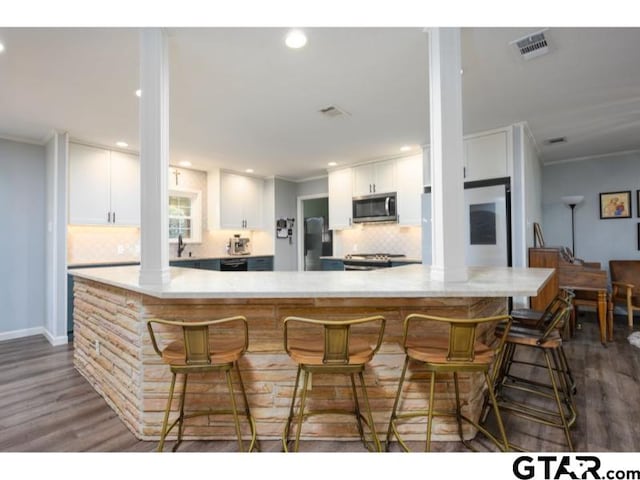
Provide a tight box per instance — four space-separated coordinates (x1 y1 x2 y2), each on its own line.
220 258 249 271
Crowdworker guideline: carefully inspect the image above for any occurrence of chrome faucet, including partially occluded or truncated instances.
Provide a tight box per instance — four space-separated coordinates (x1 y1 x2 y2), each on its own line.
177 234 186 258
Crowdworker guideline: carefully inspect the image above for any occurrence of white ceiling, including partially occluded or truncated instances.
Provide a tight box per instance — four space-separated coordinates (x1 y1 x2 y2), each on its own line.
1 27 639 180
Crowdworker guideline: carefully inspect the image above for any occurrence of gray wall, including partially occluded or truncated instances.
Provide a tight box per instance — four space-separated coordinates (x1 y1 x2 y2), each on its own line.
542 151 640 274
274 178 298 271
296 176 328 197
0 138 46 337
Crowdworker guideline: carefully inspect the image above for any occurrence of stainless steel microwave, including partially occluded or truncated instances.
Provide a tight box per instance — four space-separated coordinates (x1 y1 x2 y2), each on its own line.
352 192 398 224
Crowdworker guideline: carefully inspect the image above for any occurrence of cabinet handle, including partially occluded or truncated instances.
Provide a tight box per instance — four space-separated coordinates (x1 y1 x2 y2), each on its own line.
463 167 466 178
107 212 111 223
112 212 116 223
373 184 376 193
349 217 352 226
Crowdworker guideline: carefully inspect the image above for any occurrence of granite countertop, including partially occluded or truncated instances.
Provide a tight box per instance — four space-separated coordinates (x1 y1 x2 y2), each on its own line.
69 264 554 300
68 253 274 269
319 256 422 264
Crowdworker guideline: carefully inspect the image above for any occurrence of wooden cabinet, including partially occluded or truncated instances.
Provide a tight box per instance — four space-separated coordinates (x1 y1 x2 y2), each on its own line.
352 159 396 196
328 167 353 230
395 154 423 226
463 130 509 182
528 247 560 310
69 143 140 226
219 172 264 230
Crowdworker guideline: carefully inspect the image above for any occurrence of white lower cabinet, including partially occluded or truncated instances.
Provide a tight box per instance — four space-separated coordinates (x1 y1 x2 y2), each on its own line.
68 143 140 226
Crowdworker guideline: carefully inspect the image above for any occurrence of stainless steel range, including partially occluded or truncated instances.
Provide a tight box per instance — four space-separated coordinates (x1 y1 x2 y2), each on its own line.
342 253 406 271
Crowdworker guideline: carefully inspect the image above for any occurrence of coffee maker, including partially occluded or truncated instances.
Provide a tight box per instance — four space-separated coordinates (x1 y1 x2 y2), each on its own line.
228 234 251 255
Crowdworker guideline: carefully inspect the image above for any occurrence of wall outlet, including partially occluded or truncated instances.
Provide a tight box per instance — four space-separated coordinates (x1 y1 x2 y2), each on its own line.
94 339 100 355
352 244 358 252
117 245 124 255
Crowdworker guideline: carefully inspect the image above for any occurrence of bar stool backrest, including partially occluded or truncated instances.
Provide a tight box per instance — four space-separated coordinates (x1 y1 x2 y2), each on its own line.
147 316 248 366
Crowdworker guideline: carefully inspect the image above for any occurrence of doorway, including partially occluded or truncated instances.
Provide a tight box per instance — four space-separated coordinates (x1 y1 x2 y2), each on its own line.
297 195 332 271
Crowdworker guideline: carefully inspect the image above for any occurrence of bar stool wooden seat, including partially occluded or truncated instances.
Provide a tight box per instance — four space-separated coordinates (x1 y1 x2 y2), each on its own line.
281 315 386 452
146 316 257 452
386 313 512 452
490 297 576 451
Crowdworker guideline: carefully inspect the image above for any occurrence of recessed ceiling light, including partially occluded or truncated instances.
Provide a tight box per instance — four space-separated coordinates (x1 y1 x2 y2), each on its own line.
135 89 141 97
0 43 5 53
285 30 307 49
178 161 192 167
327 162 337 167
400 145 412 152
116 141 128 148
245 168 254 174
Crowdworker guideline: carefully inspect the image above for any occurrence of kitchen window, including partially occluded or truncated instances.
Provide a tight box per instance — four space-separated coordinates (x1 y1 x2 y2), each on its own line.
169 189 202 243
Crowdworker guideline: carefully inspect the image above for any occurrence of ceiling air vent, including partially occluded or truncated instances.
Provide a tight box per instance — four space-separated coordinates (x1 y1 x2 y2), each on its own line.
510 29 550 61
545 136 567 145
318 104 350 118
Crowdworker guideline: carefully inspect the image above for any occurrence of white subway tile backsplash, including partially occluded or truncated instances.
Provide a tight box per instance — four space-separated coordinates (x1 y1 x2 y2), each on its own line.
334 224 422 258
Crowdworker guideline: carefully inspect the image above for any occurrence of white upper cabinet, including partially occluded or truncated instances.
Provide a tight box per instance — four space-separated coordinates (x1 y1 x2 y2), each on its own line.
109 151 140 225
328 167 353 230
219 172 264 230
68 143 140 226
395 154 423 226
463 130 509 182
352 159 396 196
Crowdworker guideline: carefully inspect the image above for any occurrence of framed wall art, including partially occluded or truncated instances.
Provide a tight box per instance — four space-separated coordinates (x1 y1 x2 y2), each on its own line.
599 191 631 219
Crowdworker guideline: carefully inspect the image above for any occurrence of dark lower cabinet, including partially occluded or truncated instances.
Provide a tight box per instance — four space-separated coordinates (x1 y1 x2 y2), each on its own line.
321 259 345 271
247 256 274 271
169 259 221 270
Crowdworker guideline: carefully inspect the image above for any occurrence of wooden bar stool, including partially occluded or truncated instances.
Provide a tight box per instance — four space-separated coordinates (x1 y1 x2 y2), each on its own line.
281 315 386 452
490 297 576 451
146 316 257 452
386 313 512 452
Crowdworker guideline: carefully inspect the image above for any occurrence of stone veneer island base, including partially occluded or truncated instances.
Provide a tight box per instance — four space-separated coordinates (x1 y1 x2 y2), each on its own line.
70 264 552 443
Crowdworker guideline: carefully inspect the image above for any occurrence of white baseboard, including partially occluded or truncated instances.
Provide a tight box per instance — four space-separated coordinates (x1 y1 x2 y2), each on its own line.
43 329 70 346
0 327 69 346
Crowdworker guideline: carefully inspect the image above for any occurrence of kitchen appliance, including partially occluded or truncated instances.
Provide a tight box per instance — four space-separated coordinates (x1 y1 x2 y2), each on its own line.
352 192 397 224
228 235 251 256
220 258 248 271
304 216 333 271
421 182 511 267
343 253 406 271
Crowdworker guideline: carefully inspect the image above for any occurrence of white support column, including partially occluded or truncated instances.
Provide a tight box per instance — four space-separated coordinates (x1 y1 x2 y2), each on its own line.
139 28 170 285
427 28 468 282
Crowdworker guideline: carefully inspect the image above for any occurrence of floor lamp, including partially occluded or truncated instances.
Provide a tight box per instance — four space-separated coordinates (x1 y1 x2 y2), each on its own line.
561 195 584 256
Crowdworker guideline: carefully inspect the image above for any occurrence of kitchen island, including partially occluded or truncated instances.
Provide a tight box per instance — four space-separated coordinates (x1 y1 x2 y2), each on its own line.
70 264 552 443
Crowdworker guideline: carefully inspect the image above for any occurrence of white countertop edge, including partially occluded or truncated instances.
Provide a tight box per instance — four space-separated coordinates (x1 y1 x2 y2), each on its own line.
69 264 554 299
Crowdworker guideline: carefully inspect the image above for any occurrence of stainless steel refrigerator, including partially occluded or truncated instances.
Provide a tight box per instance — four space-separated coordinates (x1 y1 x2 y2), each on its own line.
304 216 332 271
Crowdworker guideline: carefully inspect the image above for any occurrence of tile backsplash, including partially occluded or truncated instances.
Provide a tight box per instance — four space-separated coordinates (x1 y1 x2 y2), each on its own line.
67 227 273 264
333 224 422 259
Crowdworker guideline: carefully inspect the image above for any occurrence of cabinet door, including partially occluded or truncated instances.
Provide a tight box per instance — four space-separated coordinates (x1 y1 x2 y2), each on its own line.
372 159 396 194
352 164 375 196
396 154 423 226
109 151 140 226
242 175 264 230
69 143 111 224
219 173 247 229
328 168 353 230
464 131 508 182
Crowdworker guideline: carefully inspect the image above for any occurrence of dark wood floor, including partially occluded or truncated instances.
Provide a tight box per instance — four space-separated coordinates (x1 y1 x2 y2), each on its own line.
1 311 638 452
